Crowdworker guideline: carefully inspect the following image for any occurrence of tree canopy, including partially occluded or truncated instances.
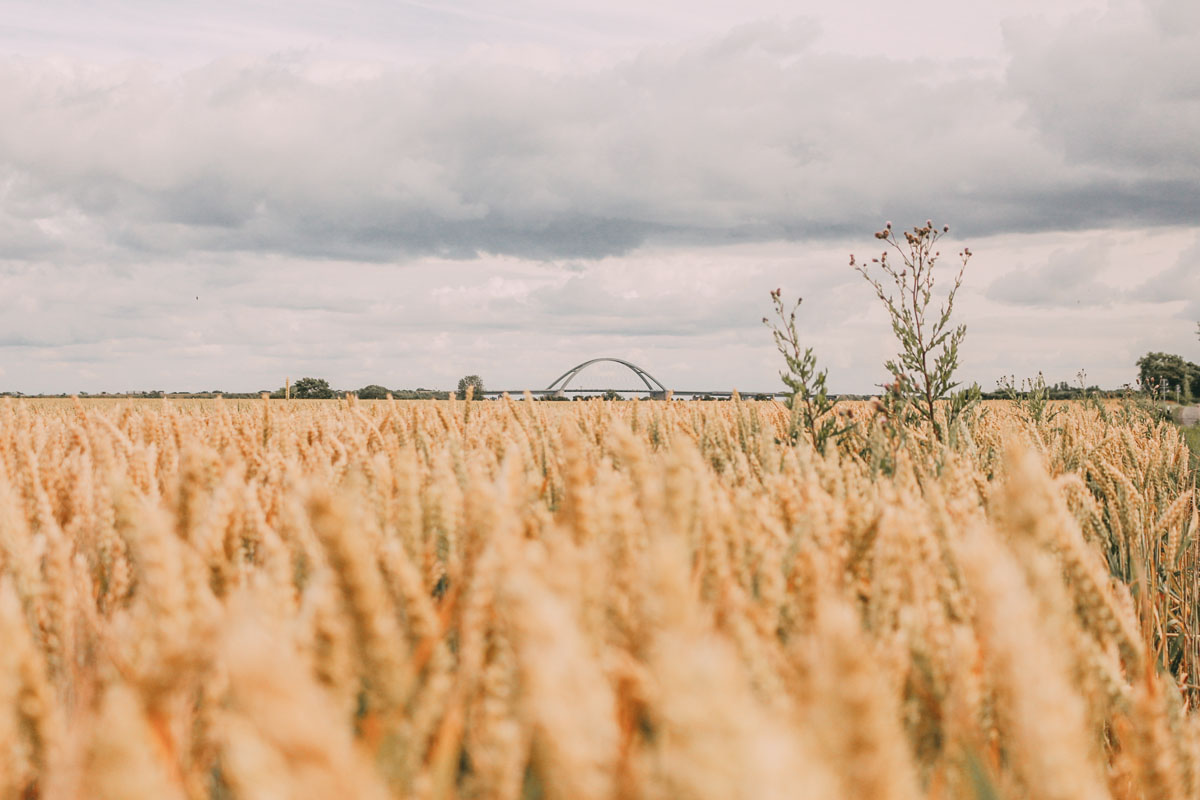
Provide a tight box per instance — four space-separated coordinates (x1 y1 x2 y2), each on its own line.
357 384 390 400
1137 352 1200 402
291 377 333 399
456 375 485 399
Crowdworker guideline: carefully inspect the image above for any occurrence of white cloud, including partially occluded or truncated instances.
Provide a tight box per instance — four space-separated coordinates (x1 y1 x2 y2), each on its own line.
985 242 1118 308
1005 0 1200 180
1128 234 1200 318
0 227 1194 395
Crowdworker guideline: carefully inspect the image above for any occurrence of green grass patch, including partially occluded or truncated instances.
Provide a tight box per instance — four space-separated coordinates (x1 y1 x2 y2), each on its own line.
1182 424 1200 479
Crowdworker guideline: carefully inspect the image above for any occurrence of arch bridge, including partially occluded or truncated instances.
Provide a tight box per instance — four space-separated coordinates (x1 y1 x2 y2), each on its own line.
479 357 788 399
545 357 669 398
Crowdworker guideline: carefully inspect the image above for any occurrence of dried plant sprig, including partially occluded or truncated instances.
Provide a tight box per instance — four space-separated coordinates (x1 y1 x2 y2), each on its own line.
763 288 854 452
853 220 975 443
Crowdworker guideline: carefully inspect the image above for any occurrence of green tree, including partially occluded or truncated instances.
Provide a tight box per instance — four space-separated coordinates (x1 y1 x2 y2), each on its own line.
357 384 390 400
853 220 976 443
292 377 333 399
456 375 485 399
1137 352 1199 403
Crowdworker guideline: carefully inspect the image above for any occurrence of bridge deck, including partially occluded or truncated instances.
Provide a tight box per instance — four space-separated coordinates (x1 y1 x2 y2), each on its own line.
480 388 790 398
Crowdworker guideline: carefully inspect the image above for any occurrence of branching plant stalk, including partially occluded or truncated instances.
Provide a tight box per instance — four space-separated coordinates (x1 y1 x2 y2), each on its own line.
763 289 852 452
852 221 973 443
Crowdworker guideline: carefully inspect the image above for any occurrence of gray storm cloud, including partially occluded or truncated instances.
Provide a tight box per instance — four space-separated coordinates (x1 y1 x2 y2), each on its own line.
1005 0 1200 179
0 2 1196 264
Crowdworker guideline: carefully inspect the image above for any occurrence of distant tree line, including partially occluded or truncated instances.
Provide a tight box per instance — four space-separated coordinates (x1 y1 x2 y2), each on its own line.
8 322 1198 403
978 380 1105 402
268 376 451 400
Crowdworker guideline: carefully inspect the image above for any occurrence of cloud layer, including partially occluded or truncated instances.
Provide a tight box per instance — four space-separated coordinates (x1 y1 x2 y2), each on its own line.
0 0 1197 393
1 0 1197 264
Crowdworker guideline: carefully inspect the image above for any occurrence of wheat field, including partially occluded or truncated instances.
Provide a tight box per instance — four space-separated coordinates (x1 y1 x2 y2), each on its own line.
0 395 1197 799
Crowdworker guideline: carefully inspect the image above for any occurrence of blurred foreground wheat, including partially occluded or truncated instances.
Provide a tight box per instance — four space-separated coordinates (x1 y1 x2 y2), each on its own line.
0 395 1197 799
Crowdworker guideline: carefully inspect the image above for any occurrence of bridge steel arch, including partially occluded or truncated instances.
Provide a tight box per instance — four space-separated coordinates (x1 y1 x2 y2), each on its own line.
545 358 669 397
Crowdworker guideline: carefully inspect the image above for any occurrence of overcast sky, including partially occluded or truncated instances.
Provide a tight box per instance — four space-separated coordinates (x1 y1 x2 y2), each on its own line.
1 0 1197 394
